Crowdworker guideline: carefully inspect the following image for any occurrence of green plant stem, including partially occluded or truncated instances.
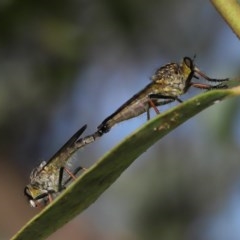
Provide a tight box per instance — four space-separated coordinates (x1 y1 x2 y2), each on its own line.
211 0 240 39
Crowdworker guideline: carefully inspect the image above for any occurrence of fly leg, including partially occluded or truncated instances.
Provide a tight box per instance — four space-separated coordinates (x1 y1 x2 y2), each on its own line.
192 68 229 89
63 166 87 186
193 69 229 83
64 167 77 180
147 94 182 120
58 165 87 192
58 167 75 192
35 190 55 207
57 167 65 192
36 190 55 207
48 192 54 203
32 192 52 208
190 82 228 90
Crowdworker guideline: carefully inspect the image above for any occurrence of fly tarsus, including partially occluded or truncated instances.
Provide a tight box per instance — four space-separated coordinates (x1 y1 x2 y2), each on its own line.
191 82 228 90
206 77 229 82
194 69 229 83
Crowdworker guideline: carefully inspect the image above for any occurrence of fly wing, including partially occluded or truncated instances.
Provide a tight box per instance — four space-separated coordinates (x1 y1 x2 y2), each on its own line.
44 124 87 167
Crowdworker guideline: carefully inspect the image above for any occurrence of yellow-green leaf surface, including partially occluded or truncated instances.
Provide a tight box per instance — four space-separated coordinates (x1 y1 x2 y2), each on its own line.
11 84 240 240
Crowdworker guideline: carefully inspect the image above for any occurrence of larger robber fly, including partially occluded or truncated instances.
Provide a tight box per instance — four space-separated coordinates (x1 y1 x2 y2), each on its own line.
24 125 95 207
97 56 228 135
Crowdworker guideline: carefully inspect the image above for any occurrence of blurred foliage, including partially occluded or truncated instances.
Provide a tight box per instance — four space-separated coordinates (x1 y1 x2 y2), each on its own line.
0 0 90 162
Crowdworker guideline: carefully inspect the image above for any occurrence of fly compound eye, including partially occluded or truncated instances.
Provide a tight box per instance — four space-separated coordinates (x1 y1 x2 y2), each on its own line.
24 186 32 200
24 187 37 207
183 57 194 70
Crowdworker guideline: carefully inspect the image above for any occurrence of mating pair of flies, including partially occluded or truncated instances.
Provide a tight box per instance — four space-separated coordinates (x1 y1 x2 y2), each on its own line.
24 56 229 207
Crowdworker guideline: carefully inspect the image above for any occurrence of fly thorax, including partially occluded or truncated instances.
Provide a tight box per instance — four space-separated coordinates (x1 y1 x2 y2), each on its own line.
31 169 58 192
29 161 47 179
152 62 186 97
44 173 59 191
167 75 186 96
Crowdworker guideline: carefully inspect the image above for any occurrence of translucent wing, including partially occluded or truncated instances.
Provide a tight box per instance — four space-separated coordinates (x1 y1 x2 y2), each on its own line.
44 124 87 167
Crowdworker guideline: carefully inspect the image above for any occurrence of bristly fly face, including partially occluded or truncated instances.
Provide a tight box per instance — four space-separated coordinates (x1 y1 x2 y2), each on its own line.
97 56 228 135
24 124 95 207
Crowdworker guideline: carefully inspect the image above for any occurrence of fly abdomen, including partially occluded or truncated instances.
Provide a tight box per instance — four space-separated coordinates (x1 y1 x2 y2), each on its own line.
97 96 149 135
97 121 111 135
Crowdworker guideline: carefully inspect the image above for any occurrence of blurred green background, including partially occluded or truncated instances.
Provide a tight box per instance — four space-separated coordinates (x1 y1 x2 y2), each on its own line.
1 1 240 239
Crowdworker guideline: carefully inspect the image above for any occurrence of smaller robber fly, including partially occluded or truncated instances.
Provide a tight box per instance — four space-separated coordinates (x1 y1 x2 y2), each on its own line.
97 56 229 135
24 125 95 207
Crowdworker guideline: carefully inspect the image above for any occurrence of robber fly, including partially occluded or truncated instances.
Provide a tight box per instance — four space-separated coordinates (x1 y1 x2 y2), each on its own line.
24 124 95 207
97 56 228 135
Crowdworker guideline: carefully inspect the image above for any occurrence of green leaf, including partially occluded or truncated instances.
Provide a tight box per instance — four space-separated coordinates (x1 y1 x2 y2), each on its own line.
11 84 240 240
211 0 240 39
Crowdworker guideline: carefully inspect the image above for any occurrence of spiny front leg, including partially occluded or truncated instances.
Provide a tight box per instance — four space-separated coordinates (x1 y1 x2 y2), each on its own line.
191 82 228 90
194 68 229 83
